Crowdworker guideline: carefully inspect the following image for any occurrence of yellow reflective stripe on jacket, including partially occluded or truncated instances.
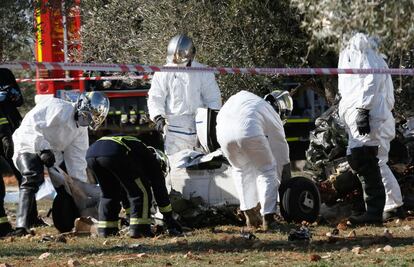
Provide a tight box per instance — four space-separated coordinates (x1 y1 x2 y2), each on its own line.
99 136 142 151
130 218 151 225
0 118 9 125
286 118 312 123
0 216 9 224
159 204 172 213
286 137 300 142
98 220 119 228
134 178 149 220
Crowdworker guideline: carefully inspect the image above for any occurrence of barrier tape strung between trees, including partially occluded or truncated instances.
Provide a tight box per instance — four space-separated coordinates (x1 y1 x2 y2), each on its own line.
15 75 150 83
1 61 414 76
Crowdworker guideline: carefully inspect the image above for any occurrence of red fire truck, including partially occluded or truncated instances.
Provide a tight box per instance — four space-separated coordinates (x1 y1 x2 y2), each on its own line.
34 0 325 159
34 0 157 145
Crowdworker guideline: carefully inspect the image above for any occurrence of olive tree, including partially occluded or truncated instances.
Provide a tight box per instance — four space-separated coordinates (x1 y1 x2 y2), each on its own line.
291 0 414 117
0 0 33 61
81 0 310 99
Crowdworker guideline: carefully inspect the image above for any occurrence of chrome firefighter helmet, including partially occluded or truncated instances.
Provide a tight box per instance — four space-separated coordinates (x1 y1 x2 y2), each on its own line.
264 90 293 123
166 34 196 66
76 91 110 131
148 146 171 177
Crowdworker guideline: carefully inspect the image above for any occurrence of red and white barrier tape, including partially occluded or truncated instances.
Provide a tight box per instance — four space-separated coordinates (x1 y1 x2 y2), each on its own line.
15 75 150 83
2 61 414 76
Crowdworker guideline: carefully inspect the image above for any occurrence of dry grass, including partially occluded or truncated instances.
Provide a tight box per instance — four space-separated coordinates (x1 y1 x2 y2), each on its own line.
1 200 414 266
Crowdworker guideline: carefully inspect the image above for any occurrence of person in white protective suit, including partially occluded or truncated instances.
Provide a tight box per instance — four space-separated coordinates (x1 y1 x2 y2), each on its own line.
338 32 404 225
216 90 293 230
10 92 109 236
147 34 222 158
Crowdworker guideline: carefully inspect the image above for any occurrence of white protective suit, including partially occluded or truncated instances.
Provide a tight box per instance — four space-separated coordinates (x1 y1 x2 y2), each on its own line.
147 60 222 156
338 33 403 212
216 90 290 215
13 97 89 182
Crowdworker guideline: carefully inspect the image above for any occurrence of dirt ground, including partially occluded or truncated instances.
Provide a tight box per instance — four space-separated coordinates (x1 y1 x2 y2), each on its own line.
1 200 414 267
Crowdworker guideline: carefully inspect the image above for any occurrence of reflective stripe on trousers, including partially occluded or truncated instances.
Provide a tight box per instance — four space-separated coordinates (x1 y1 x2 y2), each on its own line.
130 178 150 225
98 220 119 228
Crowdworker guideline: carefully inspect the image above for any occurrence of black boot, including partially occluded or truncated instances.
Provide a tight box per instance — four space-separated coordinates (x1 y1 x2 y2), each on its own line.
129 224 154 238
16 189 37 231
0 222 12 237
243 208 262 228
383 206 406 222
8 227 31 237
98 227 119 237
14 153 44 231
28 201 49 227
262 213 279 231
163 212 183 236
347 147 385 226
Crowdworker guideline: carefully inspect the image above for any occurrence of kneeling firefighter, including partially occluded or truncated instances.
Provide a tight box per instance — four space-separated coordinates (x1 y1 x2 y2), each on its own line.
86 135 182 238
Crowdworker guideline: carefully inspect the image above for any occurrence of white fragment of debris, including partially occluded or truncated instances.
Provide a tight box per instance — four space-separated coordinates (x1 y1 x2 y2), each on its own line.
383 245 393 252
351 246 362 254
376 248 382 253
321 253 331 259
38 252 51 260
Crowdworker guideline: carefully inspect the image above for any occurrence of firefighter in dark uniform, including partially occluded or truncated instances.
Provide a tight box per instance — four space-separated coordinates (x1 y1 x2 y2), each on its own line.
86 135 182 238
0 68 24 236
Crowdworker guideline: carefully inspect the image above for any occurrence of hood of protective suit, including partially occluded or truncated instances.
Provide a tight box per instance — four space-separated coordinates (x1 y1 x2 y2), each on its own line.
338 33 395 148
349 33 371 52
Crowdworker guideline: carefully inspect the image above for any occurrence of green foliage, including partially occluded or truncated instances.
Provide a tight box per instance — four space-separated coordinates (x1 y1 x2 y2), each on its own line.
0 0 33 61
80 0 309 99
291 0 414 116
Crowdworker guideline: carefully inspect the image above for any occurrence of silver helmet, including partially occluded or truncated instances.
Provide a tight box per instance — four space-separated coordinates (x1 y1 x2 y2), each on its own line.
166 34 196 66
76 91 110 130
264 90 293 123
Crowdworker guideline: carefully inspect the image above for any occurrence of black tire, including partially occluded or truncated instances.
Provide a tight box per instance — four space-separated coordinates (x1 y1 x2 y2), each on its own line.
278 180 291 222
279 176 320 223
52 187 80 233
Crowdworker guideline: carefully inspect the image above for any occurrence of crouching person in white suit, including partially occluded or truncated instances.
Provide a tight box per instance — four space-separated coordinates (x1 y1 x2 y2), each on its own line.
216 90 292 230
10 92 109 236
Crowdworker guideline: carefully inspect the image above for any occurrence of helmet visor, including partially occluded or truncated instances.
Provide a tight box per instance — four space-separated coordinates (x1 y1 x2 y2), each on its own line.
79 92 110 131
90 92 110 130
